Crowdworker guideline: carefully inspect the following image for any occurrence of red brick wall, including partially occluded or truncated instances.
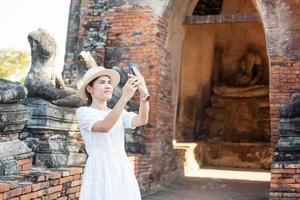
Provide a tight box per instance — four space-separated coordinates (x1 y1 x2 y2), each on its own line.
269 56 300 199
17 158 33 172
271 166 300 199
269 56 300 147
0 167 83 200
105 5 183 192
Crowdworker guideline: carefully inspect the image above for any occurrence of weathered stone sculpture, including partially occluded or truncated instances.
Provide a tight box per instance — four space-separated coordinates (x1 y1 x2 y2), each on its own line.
280 93 300 118
22 29 92 167
0 80 33 175
23 98 86 167
274 94 300 164
0 79 27 103
63 50 98 89
231 51 263 87
200 51 271 169
24 28 80 107
213 51 267 98
212 84 269 98
53 51 97 106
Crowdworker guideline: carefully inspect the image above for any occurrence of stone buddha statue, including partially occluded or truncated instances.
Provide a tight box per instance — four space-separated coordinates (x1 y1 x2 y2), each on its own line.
24 29 96 107
213 50 268 98
230 51 263 87
24 29 78 104
280 93 300 118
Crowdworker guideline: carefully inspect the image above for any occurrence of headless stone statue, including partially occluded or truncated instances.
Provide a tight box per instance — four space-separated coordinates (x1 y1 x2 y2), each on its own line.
67 51 97 90
24 29 76 100
229 51 263 87
0 79 27 103
77 51 98 70
280 93 300 118
213 50 267 98
52 51 97 106
24 29 88 107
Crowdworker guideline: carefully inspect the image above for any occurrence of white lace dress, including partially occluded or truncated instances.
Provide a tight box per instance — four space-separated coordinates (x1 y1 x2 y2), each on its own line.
76 106 141 200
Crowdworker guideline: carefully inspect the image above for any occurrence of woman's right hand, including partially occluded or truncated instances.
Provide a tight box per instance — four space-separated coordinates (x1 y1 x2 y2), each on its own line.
120 77 139 102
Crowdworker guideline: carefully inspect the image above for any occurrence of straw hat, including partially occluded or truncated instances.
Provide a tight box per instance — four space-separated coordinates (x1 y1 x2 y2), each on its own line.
78 66 120 100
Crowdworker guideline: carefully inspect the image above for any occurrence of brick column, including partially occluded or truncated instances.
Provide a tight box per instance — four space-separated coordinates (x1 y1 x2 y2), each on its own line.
269 57 300 199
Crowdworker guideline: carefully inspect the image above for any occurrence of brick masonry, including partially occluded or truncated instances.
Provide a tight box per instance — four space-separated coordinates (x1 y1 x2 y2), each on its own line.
269 57 300 199
269 57 300 147
0 167 83 200
0 157 141 200
17 158 33 173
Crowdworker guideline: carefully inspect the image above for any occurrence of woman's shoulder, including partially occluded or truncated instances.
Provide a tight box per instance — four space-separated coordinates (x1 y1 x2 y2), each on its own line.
76 106 111 115
76 106 97 116
76 106 89 113
76 107 104 122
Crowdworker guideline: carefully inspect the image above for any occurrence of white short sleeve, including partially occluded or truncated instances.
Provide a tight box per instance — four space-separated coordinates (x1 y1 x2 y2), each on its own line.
76 107 102 132
122 109 138 129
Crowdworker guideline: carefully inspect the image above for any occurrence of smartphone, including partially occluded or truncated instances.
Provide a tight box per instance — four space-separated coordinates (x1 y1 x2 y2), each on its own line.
128 63 139 76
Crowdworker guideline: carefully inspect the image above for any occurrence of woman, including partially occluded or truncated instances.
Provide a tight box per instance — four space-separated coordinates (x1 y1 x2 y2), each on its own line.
76 66 150 200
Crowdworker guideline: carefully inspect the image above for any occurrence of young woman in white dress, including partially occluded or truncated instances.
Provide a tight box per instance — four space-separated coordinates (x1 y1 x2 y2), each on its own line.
76 66 150 200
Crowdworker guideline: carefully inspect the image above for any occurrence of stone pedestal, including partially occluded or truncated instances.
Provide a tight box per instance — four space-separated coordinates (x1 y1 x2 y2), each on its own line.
197 141 272 169
275 117 300 162
22 98 87 167
0 103 33 175
199 91 271 169
270 110 300 198
202 94 270 142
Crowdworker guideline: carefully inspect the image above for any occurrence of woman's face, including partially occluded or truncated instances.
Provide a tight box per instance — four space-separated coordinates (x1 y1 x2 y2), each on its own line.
87 75 113 101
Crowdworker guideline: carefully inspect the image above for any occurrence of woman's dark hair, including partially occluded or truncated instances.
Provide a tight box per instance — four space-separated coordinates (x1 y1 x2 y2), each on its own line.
85 77 99 106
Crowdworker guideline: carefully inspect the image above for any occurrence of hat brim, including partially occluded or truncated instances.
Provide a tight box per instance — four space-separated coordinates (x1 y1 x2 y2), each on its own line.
78 69 120 100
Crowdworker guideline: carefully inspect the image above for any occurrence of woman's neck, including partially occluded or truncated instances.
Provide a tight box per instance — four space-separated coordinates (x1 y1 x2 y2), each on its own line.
90 100 109 111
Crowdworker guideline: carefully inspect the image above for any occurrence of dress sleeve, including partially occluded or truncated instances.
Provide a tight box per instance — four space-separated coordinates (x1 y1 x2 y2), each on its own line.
122 109 138 129
76 107 102 132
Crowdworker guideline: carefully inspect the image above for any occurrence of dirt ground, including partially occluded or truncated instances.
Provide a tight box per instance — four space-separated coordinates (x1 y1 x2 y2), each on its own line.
143 177 269 200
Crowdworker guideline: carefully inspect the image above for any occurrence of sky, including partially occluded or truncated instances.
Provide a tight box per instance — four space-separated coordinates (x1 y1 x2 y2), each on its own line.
0 0 71 73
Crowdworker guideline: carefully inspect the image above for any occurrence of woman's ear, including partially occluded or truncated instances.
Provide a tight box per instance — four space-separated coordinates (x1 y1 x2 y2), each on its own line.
86 85 93 94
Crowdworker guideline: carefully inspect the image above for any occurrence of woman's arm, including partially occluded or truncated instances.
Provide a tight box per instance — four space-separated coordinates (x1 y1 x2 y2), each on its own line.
128 72 150 127
132 96 150 127
91 77 138 132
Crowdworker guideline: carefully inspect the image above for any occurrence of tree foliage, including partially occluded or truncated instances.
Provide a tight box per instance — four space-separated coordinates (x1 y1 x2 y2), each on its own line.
0 49 30 83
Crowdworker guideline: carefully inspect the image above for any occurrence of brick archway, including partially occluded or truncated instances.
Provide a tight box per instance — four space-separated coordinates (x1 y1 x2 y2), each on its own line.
164 0 272 165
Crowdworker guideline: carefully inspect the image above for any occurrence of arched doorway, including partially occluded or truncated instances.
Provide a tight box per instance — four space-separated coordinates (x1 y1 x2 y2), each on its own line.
175 0 271 170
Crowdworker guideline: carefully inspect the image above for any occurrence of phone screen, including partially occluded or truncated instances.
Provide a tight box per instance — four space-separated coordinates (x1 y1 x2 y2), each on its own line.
128 64 138 76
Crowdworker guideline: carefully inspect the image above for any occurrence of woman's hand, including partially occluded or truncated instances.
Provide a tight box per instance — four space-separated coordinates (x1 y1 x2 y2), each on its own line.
128 73 149 96
120 77 139 102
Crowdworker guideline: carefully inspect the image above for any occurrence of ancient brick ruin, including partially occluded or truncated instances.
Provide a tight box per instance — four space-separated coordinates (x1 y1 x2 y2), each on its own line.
1 0 300 199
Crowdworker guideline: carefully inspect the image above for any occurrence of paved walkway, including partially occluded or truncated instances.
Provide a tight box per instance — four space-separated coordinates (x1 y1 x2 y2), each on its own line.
144 177 269 200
